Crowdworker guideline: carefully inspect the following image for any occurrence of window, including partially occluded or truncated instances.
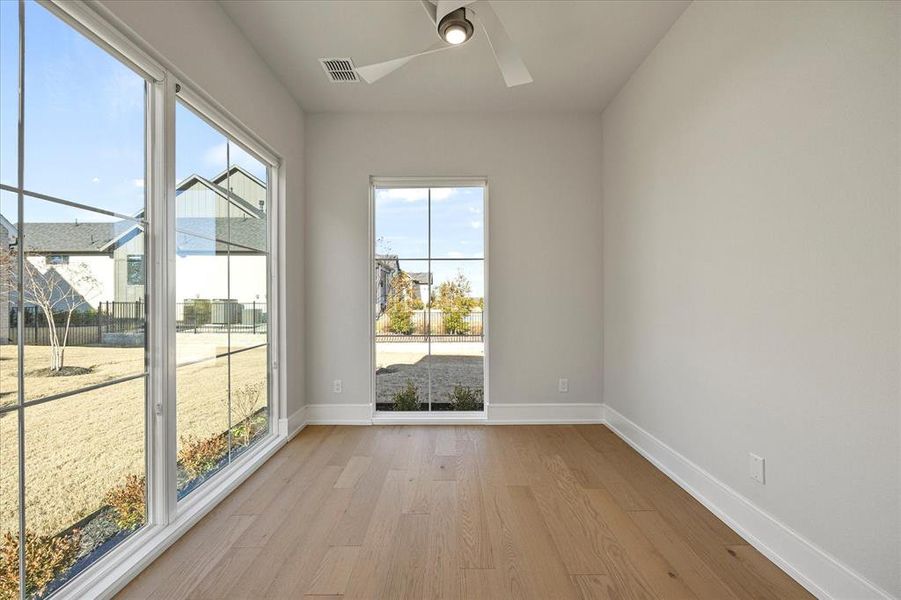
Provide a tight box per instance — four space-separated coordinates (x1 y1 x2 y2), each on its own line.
372 182 486 413
0 2 280 599
126 255 144 285
1 2 148 598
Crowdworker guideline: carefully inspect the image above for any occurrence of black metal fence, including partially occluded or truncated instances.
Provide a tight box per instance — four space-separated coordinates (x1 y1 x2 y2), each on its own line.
6 300 267 346
176 300 267 334
7 305 102 346
375 310 483 342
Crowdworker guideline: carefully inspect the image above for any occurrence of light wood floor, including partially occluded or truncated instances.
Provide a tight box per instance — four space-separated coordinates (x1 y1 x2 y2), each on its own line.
116 425 812 599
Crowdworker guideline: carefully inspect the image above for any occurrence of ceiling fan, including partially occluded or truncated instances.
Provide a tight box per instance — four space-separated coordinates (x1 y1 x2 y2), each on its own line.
355 0 533 87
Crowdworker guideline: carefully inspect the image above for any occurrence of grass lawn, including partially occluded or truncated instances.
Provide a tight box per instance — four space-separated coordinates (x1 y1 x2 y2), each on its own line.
0 334 267 538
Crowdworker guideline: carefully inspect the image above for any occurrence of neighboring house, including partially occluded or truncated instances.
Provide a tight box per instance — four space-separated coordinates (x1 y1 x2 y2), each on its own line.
374 254 431 315
0 165 268 333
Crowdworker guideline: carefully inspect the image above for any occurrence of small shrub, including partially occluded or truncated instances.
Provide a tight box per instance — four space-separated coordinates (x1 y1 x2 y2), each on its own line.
387 302 414 334
178 434 227 479
230 382 265 446
447 385 482 411
441 309 470 335
104 474 145 530
392 380 421 411
0 529 81 598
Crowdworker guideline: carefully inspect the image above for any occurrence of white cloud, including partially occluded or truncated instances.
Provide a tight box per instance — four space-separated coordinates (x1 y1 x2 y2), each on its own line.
377 188 428 203
133 178 145 188
470 220 482 229
376 187 457 204
91 177 100 184
431 188 453 201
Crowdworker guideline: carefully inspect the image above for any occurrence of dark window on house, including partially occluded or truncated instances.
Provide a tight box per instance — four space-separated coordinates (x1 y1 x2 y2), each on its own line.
127 254 145 284
46 254 69 265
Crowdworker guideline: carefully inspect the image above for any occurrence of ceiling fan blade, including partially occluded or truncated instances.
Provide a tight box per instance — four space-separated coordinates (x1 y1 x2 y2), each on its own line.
420 0 437 25
471 1 533 87
435 0 477 25
355 42 452 84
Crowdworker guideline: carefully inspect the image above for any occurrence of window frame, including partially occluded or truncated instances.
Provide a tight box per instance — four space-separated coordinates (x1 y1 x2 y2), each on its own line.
0 2 288 599
369 176 490 422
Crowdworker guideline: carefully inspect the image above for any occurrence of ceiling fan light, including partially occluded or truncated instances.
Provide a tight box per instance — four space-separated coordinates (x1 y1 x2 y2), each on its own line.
438 8 474 45
444 24 467 45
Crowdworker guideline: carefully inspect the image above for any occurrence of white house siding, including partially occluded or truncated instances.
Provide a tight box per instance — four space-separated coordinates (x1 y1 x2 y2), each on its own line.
27 255 116 307
175 254 267 305
176 185 228 220
222 170 266 215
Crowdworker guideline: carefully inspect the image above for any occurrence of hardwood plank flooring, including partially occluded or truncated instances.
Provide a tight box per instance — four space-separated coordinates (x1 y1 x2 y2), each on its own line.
116 425 813 600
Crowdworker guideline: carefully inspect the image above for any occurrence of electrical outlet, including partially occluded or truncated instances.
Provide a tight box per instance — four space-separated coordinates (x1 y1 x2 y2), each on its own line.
558 378 569 393
333 379 342 394
749 453 765 484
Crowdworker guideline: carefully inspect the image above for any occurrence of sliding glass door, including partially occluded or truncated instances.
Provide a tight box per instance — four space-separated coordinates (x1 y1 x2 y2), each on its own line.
1 2 148 597
0 2 279 597
174 100 271 499
372 182 486 413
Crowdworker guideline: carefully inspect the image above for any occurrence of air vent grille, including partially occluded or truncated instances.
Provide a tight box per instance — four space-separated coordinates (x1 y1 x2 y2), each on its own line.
320 58 359 83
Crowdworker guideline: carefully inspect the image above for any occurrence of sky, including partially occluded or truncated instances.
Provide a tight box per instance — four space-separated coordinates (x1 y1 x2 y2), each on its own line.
0 0 267 228
375 187 486 298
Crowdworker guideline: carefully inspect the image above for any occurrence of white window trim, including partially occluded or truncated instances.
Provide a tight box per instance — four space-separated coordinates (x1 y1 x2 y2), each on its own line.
11 2 289 599
369 176 490 423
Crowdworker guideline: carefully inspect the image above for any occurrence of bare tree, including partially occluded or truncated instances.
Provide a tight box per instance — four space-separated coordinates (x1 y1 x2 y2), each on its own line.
0 247 100 372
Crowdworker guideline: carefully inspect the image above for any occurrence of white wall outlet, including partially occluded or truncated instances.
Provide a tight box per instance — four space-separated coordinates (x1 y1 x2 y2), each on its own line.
749 453 765 484
558 378 569 393
333 379 342 394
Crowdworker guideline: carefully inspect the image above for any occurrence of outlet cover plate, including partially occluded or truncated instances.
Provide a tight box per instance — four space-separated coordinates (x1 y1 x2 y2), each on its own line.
749 453 765 484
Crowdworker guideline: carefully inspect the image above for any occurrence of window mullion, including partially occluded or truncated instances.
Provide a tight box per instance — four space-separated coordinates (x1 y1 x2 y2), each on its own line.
146 73 177 527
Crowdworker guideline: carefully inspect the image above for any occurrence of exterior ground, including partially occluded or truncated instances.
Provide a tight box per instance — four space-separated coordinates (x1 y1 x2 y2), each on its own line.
0 333 268 538
375 341 484 409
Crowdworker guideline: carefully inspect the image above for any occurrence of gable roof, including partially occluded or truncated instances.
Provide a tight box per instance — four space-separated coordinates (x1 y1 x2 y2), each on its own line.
176 218 266 254
176 165 266 219
22 221 136 254
0 169 267 255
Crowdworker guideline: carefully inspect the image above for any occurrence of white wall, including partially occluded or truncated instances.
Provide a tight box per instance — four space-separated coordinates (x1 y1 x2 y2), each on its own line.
601 1 900 596
305 113 602 411
97 0 305 415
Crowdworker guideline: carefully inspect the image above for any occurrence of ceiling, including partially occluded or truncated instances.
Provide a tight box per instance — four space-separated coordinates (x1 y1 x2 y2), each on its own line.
218 1 690 113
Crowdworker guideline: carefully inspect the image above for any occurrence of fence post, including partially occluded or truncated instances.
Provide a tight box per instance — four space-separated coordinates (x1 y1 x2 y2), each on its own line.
32 306 38 344
252 301 256 334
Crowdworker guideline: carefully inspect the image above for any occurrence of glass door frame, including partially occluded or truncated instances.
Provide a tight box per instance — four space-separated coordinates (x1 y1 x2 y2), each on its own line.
369 176 489 421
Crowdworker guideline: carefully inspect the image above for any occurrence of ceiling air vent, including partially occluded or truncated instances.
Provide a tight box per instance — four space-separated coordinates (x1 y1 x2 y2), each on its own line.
320 58 359 83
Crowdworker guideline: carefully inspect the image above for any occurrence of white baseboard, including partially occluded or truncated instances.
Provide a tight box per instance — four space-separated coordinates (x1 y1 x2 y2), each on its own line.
488 402 606 424
305 403 372 424
279 406 308 440
299 402 606 425
603 404 895 600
